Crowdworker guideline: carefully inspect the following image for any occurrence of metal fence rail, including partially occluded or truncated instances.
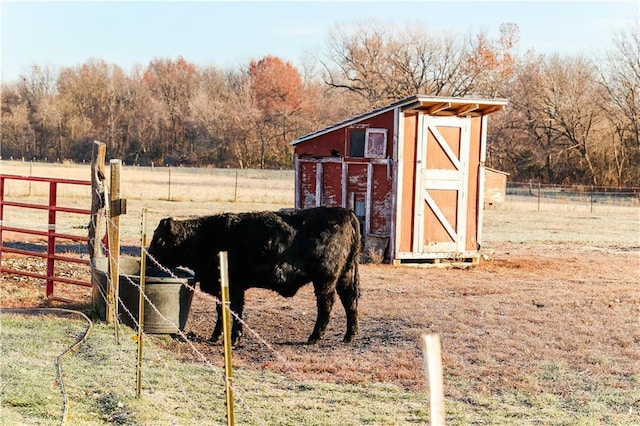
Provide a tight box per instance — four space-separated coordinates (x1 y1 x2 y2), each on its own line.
0 174 93 301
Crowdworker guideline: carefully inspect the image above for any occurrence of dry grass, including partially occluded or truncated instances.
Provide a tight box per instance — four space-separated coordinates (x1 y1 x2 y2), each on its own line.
1 160 639 423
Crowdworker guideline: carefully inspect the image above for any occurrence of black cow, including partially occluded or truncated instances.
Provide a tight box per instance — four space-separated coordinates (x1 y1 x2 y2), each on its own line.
147 206 361 345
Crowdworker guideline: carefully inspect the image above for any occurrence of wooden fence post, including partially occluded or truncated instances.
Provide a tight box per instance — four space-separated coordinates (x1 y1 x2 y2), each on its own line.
107 159 126 340
88 141 106 259
423 334 445 426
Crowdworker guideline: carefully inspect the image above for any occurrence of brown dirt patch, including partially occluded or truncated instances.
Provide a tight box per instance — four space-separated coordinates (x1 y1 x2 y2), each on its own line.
160 241 639 401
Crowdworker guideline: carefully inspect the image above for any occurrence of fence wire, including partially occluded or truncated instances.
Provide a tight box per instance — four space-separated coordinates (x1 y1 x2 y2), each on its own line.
507 182 639 206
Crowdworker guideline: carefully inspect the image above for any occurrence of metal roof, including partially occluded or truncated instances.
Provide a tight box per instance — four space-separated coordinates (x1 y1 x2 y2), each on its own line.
291 94 508 146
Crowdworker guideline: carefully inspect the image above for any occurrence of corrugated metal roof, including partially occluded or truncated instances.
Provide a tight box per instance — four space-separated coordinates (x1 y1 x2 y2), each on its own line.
291 94 508 146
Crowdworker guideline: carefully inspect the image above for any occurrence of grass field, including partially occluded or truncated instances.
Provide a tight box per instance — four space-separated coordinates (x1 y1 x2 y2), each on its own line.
1 160 639 425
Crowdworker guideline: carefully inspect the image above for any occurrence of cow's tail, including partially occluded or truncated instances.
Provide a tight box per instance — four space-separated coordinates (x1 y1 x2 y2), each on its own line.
352 257 361 298
348 210 362 298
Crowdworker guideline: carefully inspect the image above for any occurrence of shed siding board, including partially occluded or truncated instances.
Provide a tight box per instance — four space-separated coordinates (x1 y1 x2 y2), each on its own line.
400 112 418 253
477 115 490 247
347 164 369 202
321 162 343 207
465 116 483 251
370 163 393 236
300 162 317 209
389 107 400 261
296 112 395 159
296 130 345 158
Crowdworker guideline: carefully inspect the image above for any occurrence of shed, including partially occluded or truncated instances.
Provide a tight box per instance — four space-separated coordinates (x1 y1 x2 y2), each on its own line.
484 167 510 205
291 95 508 265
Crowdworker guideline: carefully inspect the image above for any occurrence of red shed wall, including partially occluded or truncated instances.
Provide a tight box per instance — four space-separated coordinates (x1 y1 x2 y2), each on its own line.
294 111 396 158
295 110 397 259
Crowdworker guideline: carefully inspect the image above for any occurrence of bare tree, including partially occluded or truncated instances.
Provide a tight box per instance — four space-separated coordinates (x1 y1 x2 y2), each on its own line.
248 55 306 168
16 65 59 159
1 19 637 181
143 57 198 162
541 55 607 184
598 25 640 185
465 23 520 97
315 20 518 107
1 83 34 159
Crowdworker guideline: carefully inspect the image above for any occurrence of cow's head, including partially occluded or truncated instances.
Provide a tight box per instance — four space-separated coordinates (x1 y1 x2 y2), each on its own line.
147 217 186 269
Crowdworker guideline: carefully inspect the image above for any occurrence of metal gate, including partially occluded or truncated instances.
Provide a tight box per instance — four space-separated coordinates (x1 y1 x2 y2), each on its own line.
0 174 93 302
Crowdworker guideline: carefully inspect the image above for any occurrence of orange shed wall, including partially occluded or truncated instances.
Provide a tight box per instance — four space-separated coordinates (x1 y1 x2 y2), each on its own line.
398 113 484 255
399 112 418 252
465 116 482 251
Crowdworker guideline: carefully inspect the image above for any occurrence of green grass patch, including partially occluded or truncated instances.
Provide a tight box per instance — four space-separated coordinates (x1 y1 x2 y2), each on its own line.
1 312 428 425
3 312 639 425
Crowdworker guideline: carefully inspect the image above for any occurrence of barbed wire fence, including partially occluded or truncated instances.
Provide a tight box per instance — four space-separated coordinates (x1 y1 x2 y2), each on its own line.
3 159 638 422
85 208 323 424
0 159 318 424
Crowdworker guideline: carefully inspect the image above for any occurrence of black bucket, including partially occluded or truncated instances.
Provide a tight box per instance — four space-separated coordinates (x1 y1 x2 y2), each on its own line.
91 257 195 334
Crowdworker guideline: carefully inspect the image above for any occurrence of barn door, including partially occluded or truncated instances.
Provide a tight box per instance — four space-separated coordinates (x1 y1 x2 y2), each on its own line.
413 115 470 253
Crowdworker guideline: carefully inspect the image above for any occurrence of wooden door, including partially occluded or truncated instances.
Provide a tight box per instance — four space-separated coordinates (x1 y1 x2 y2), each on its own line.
413 115 470 253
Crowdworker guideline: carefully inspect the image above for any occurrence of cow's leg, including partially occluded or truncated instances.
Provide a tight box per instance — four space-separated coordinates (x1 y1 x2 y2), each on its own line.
198 273 224 343
308 280 336 344
229 289 245 346
336 265 359 343
209 300 223 342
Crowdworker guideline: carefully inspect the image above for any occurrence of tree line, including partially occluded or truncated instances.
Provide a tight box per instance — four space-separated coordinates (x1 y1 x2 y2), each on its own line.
1 21 638 186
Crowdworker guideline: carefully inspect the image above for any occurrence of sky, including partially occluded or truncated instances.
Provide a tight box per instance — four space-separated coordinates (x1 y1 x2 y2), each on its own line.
1 1 639 83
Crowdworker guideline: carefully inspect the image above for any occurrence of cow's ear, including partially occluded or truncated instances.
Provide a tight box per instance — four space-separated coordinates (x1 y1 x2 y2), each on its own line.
159 217 174 231
167 218 179 234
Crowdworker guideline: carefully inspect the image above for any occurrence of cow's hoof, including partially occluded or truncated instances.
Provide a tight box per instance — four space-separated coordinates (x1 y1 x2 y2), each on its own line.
307 336 320 345
342 334 355 343
209 334 221 343
231 332 243 346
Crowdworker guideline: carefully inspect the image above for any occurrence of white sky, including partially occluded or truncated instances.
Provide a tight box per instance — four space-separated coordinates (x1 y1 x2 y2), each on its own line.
1 0 639 82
